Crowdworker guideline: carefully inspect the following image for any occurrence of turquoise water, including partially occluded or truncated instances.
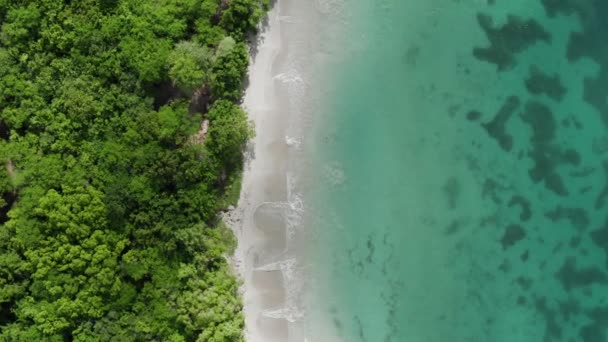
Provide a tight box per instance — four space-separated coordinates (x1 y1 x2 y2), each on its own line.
308 0 608 341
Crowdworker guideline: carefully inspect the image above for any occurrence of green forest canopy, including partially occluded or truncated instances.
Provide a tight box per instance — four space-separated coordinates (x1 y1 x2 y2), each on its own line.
0 0 267 340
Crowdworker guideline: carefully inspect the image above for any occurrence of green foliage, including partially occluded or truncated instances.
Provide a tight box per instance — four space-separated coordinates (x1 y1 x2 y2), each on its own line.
169 41 213 94
217 220 238 255
196 23 226 48
220 0 268 39
156 100 199 144
0 4 41 48
215 36 237 60
206 100 254 169
121 34 173 83
0 0 267 340
210 42 249 101
221 171 243 208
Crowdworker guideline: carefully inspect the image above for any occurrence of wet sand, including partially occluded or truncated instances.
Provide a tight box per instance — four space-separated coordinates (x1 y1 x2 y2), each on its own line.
225 2 297 341
225 0 338 340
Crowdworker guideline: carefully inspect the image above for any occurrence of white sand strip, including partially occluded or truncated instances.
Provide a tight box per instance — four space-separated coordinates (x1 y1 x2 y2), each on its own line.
227 3 290 342
225 0 330 341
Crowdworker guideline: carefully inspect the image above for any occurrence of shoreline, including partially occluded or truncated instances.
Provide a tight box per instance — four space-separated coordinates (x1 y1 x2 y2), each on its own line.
225 2 292 341
225 1 332 340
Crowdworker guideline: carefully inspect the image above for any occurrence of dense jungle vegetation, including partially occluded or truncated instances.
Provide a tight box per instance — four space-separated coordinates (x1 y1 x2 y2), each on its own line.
0 0 267 340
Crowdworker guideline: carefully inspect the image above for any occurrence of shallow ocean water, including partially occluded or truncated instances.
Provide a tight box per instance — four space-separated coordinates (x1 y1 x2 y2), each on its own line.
306 0 608 341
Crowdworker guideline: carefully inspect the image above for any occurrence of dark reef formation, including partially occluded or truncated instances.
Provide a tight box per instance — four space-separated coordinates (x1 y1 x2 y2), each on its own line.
445 220 462 235
473 14 551 70
545 206 590 231
481 95 520 151
508 195 532 221
500 224 526 250
555 257 608 291
595 161 608 209
463 2 608 340
541 0 608 127
580 307 608 342
521 101 580 196
466 110 482 121
482 178 511 204
525 65 566 101
591 221 608 267
535 297 563 340
442 177 460 209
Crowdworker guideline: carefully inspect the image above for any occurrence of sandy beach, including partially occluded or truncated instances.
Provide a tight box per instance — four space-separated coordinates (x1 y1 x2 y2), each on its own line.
224 1 320 341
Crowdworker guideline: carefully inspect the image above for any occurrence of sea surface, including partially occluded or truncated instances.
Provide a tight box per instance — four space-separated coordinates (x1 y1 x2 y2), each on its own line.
304 0 608 341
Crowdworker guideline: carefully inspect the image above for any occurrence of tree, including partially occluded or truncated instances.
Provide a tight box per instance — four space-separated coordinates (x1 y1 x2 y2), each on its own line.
0 4 41 48
205 100 253 169
220 0 268 39
168 41 213 94
209 42 249 101
0 0 267 339
214 36 236 60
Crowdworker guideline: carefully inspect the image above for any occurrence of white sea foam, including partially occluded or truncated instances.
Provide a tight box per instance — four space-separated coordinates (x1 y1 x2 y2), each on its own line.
273 69 304 84
262 306 304 323
255 258 295 272
285 135 302 149
255 255 305 324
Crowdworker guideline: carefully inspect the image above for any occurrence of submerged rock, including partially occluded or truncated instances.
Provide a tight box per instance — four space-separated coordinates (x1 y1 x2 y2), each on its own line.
524 65 566 101
473 13 551 70
500 224 526 250
555 257 608 291
481 95 520 152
